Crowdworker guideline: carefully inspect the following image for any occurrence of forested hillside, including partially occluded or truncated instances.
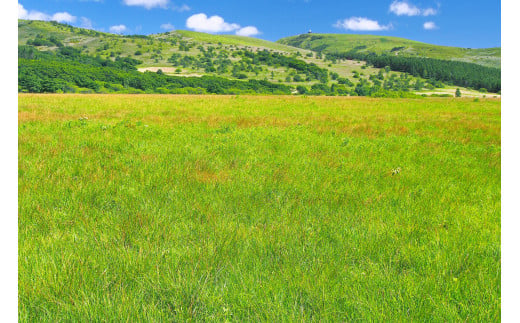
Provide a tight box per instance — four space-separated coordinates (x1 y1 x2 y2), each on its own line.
18 46 291 94
18 20 500 96
326 51 500 93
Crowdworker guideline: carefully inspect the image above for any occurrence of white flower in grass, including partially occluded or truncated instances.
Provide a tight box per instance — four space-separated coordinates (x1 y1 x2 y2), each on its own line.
391 167 402 175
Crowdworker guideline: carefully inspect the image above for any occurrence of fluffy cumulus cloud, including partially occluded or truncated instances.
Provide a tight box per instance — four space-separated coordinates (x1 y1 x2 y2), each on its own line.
423 21 438 30
109 24 127 34
186 13 239 33
19 4 48 20
160 23 175 30
236 26 260 37
334 17 391 31
389 1 437 16
185 13 260 36
51 12 77 23
123 0 169 9
389 1 420 16
19 3 78 23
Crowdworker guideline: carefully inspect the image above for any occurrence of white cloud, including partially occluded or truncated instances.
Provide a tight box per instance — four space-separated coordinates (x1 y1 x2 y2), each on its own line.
80 17 93 29
172 4 190 12
160 23 175 30
123 0 169 9
389 1 437 16
389 1 420 16
186 13 240 33
18 4 28 18
51 12 77 23
334 17 391 31
423 21 438 30
109 24 127 34
236 26 260 37
185 13 260 36
19 3 77 23
421 7 438 16
18 3 50 20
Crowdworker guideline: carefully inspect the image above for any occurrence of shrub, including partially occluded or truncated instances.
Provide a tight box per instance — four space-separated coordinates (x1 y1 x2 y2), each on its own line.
296 85 308 94
293 75 303 82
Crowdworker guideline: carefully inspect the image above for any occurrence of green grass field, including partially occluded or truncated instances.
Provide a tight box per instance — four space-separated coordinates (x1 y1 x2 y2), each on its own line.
19 94 500 321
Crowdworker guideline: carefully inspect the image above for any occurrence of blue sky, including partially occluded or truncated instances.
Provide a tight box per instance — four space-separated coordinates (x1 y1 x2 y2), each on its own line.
18 0 501 48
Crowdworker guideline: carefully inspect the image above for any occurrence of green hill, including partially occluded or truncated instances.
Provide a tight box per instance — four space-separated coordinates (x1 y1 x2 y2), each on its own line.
173 30 304 53
17 20 400 90
277 33 501 68
18 20 307 65
18 20 324 86
18 20 500 96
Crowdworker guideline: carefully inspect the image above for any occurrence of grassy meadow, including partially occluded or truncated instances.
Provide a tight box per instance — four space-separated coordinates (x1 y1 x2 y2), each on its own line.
18 94 500 321
278 33 501 68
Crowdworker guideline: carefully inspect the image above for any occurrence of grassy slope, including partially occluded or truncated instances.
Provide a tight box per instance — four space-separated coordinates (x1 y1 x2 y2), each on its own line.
17 20 497 95
17 21 305 63
19 94 500 321
18 20 385 88
173 30 304 53
18 20 324 86
277 33 501 68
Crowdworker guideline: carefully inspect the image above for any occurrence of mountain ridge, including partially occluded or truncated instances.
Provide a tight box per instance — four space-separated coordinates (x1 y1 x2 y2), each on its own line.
277 33 500 68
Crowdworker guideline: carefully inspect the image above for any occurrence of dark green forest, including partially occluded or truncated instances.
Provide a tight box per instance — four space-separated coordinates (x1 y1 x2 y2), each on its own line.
18 45 421 96
18 36 499 96
326 51 501 93
18 46 292 95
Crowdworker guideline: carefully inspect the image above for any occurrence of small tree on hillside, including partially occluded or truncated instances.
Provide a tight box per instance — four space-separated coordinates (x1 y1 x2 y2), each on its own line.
455 88 461 97
296 85 308 94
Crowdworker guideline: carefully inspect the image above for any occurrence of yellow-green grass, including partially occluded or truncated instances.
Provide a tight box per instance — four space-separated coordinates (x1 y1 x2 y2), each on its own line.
417 86 501 98
174 30 305 53
278 33 501 68
19 94 500 321
18 21 306 67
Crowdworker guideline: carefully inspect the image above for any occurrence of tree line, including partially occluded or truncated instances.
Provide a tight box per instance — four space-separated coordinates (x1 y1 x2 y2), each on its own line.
326 51 500 93
19 44 456 98
18 46 291 95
